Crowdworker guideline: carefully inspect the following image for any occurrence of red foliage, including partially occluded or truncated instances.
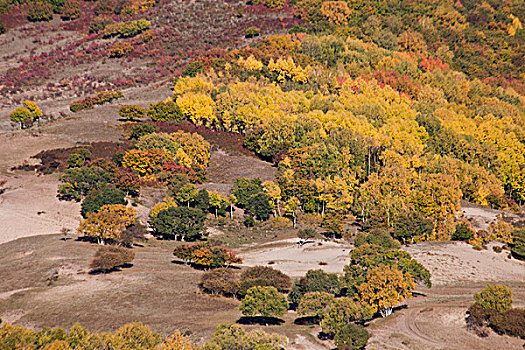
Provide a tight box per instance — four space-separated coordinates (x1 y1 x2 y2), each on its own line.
162 161 198 183
418 56 450 72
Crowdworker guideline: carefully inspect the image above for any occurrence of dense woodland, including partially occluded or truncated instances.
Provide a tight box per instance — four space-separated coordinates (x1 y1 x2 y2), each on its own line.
1 0 525 349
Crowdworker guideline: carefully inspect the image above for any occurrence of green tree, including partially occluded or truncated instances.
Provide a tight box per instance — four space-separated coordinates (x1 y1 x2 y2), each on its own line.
147 99 182 122
473 284 513 313
58 166 112 201
240 286 288 319
232 178 264 208
334 323 369 350
224 194 237 220
288 269 341 305
80 187 127 218
510 228 525 260
129 123 159 140
284 196 301 229
239 266 291 297
208 190 222 218
343 244 431 296
452 222 475 241
391 209 434 244
172 183 198 207
246 193 273 221
297 292 335 321
354 229 401 250
321 298 372 334
194 189 211 214
150 206 206 241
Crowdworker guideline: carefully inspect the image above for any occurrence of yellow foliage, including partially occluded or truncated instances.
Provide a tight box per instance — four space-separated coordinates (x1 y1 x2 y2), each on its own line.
176 92 217 127
320 1 351 26
507 14 523 36
77 204 136 244
122 148 174 176
268 57 308 84
358 265 415 316
150 196 178 218
237 55 264 71
489 216 514 244
170 130 211 171
173 76 214 96
160 331 200 350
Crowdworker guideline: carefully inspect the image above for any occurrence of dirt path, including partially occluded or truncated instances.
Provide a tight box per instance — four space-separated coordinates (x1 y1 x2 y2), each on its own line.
368 290 524 350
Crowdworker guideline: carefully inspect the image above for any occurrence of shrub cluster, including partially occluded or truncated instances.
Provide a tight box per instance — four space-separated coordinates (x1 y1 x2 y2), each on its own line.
247 0 285 9
510 228 525 260
119 104 146 120
59 0 81 20
238 265 291 297
467 284 524 339
129 123 158 140
0 321 199 349
70 90 124 112
103 19 150 38
89 16 114 33
27 1 53 21
245 26 260 38
108 41 134 57
200 266 292 300
89 245 135 273
173 243 242 268
94 0 116 15
147 99 182 122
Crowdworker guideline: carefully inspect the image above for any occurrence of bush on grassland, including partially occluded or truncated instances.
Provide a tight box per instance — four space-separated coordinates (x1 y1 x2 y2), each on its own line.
90 245 134 273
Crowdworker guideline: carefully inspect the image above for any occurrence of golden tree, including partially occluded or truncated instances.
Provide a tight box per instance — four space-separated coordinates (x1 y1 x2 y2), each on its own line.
77 204 136 245
320 1 351 26
358 265 415 317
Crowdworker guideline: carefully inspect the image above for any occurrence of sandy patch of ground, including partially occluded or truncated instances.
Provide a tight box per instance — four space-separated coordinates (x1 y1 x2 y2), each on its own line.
459 200 523 231
240 238 352 277
0 173 80 245
403 241 525 286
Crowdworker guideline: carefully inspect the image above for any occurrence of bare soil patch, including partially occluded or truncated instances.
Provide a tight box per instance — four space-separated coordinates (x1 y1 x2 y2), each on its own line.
0 173 80 245
403 241 525 286
240 238 351 278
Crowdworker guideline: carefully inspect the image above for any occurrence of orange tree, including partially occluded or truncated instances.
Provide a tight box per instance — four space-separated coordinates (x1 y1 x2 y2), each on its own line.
173 243 242 268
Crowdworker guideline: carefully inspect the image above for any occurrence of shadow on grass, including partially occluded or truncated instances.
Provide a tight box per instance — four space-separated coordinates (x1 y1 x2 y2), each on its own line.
294 316 320 325
236 316 285 326
88 264 134 275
